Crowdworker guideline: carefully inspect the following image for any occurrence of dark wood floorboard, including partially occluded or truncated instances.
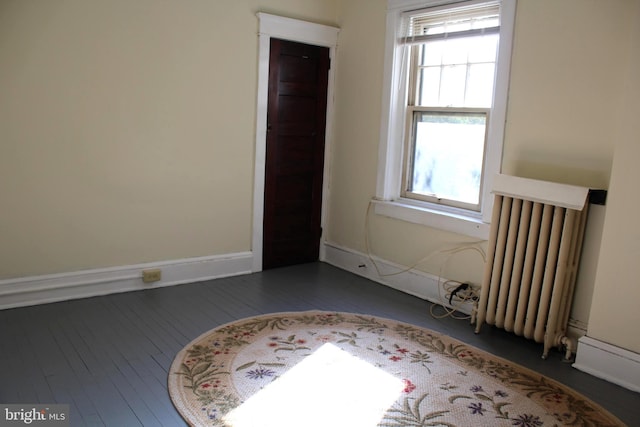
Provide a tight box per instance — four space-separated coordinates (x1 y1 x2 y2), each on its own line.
0 262 637 426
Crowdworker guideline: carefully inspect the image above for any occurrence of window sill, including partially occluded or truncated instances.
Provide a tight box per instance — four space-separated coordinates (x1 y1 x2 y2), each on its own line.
372 198 490 240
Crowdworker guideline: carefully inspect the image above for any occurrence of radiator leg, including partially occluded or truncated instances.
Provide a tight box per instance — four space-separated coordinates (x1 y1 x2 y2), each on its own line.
560 336 574 361
543 335 575 360
542 332 552 359
470 304 478 326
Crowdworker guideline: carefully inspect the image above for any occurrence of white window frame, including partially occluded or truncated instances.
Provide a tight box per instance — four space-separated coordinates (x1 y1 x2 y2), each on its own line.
375 0 516 240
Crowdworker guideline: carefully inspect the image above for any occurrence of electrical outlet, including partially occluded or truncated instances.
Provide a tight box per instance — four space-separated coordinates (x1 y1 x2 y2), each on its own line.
142 268 162 283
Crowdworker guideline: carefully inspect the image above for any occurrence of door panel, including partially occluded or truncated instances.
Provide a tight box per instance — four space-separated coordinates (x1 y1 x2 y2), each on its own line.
263 38 330 269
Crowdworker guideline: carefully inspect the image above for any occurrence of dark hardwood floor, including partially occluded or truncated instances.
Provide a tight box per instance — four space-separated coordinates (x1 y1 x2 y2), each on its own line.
0 262 636 426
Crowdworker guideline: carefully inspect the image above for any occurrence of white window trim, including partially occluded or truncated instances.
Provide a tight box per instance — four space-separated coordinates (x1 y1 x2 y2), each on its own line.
375 0 516 240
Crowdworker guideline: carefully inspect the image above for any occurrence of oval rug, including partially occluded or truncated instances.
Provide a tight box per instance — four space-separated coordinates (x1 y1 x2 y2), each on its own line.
168 311 625 426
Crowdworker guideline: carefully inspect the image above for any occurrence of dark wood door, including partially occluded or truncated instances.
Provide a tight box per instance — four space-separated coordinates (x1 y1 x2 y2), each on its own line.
263 38 330 269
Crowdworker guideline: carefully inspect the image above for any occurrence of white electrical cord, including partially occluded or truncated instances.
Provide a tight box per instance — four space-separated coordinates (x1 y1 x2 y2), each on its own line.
364 200 486 320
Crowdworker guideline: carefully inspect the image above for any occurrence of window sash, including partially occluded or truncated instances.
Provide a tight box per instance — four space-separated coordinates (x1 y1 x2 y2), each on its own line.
409 35 498 108
402 107 489 211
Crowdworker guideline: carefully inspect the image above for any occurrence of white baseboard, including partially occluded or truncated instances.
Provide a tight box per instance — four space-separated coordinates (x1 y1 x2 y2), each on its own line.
0 252 253 310
573 336 640 392
322 242 475 315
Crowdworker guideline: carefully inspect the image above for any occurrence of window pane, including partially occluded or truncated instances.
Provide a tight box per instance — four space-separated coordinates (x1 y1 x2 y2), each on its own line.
409 112 486 205
466 63 495 107
417 67 441 105
468 34 498 63
441 38 468 65
439 65 466 106
420 41 444 66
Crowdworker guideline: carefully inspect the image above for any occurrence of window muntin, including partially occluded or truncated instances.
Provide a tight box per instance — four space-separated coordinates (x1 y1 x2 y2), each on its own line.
401 1 500 211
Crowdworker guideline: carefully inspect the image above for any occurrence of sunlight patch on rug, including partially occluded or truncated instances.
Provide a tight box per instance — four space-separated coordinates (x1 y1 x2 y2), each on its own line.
224 343 404 427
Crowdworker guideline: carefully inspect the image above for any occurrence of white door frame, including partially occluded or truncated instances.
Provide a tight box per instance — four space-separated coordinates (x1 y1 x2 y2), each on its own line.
252 13 339 272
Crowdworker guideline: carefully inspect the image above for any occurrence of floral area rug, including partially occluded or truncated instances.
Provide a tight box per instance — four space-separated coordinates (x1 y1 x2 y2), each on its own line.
168 311 625 426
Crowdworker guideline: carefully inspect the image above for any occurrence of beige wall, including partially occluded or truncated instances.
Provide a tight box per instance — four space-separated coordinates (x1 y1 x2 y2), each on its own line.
328 0 639 353
587 1 640 354
503 0 633 189
0 0 338 278
502 0 635 332
2 0 638 355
